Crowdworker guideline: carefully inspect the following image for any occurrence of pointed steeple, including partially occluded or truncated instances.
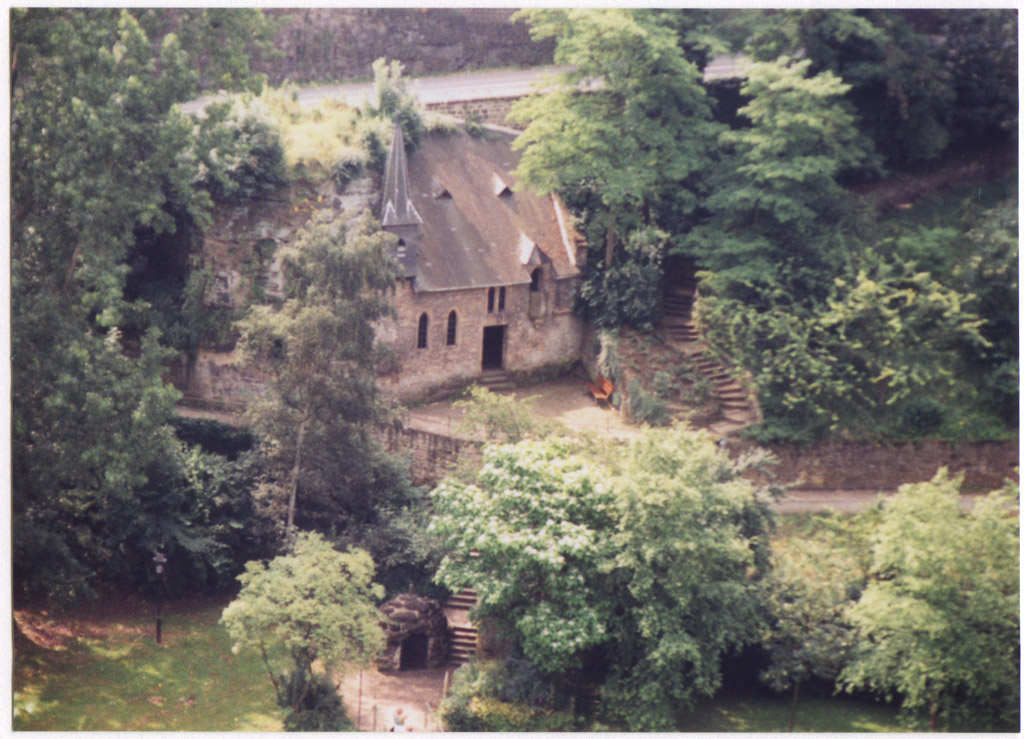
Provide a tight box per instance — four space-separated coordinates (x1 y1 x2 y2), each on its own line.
381 123 422 228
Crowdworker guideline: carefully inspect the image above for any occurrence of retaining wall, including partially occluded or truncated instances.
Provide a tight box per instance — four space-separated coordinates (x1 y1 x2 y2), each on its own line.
425 97 522 128
735 439 1018 493
379 426 482 487
380 422 1018 493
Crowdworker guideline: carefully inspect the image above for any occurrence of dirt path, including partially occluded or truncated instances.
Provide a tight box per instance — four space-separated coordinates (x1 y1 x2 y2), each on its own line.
339 667 451 732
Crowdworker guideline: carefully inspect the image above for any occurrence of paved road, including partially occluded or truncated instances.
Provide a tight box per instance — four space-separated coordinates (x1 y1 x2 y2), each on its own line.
182 56 747 114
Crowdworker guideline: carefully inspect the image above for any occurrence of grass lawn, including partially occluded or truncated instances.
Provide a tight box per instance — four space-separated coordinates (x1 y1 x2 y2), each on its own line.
681 693 906 733
13 595 285 731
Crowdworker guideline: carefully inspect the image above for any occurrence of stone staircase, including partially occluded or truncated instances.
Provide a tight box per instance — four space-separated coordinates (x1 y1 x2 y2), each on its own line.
661 279 761 435
477 369 514 393
443 587 479 667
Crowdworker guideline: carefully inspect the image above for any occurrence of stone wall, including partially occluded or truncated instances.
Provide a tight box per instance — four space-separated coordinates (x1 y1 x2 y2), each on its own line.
258 8 554 84
378 275 584 403
425 97 522 128
736 439 1018 493
377 423 1017 493
379 426 482 487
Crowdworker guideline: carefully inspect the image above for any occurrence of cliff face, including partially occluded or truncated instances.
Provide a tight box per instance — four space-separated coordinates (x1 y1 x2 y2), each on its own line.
258 8 554 84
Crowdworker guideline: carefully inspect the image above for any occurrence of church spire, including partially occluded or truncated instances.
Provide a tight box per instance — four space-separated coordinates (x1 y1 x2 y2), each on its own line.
381 123 422 228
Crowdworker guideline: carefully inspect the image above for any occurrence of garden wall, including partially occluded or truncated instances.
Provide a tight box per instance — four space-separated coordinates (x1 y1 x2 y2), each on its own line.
378 426 482 487
380 424 1017 493
735 439 1018 493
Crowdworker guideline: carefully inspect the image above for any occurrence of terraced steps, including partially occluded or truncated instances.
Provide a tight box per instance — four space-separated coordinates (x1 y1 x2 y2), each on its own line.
660 279 761 433
447 625 478 667
477 369 514 392
443 587 479 666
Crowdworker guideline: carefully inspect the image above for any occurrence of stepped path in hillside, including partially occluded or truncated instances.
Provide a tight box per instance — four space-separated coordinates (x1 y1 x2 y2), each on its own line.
660 277 761 437
442 587 479 667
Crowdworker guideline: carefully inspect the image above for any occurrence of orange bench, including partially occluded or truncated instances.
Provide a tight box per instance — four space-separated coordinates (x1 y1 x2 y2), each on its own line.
585 376 614 404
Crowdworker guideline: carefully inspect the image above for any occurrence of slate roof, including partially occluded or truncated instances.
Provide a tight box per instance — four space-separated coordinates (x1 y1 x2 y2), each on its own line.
380 124 580 292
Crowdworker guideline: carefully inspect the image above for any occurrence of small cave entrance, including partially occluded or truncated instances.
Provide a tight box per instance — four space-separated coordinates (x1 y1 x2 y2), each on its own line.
378 593 448 673
399 634 429 670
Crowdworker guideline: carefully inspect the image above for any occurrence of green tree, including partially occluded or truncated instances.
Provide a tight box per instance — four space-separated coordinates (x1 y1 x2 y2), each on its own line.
839 471 1020 731
686 56 871 307
430 427 776 730
746 9 954 167
237 209 406 543
509 9 719 327
362 57 425 158
432 439 617 676
221 531 385 729
760 526 863 731
700 259 987 441
936 10 1018 146
453 385 567 443
600 429 775 730
11 9 274 601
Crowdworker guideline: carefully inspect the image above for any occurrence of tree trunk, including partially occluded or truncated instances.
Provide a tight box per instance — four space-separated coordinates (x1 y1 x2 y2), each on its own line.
788 679 800 732
929 699 938 731
604 222 617 269
286 410 308 543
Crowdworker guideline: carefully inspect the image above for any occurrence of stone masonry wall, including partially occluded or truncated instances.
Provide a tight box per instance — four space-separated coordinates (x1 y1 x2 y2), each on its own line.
378 424 1017 493
378 275 584 402
736 439 1018 493
258 8 554 84
425 97 522 128
379 426 482 487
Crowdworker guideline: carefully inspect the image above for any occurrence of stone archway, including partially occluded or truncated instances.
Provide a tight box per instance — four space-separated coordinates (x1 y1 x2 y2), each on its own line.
378 593 448 672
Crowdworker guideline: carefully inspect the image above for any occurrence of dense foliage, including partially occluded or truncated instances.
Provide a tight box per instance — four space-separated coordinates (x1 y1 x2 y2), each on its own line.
221 532 384 729
511 9 1017 442
839 473 1020 731
509 9 719 329
236 209 408 544
11 8 279 603
431 428 776 730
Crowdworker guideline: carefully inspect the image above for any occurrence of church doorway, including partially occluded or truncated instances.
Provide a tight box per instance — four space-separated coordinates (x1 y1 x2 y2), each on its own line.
481 325 505 370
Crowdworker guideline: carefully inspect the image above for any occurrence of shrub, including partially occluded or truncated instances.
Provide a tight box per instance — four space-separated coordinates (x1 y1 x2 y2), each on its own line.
894 396 946 437
195 98 288 201
627 379 669 426
331 146 369 188
279 669 353 732
465 113 485 138
439 661 574 732
425 113 460 136
596 330 622 384
652 370 675 399
358 121 388 174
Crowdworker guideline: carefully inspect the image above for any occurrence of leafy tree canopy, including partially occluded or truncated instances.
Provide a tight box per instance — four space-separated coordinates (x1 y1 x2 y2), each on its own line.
221 532 385 726
431 427 775 730
11 8 278 603
839 472 1020 731
509 8 719 328
237 209 408 544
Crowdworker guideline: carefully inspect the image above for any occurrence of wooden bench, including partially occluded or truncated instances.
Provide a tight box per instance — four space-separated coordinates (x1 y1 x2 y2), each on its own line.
585 376 614 404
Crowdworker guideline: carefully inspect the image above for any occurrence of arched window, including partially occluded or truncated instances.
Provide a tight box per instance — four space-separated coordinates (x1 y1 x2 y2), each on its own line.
498 286 506 311
530 268 542 292
417 313 429 349
487 287 495 313
446 311 457 346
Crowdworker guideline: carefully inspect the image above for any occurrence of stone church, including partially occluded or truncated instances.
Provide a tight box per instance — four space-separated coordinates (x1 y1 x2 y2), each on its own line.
375 124 585 401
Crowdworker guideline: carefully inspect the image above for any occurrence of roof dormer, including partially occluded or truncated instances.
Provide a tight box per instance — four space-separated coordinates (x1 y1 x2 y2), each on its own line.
492 172 512 197
518 231 543 266
431 176 451 199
